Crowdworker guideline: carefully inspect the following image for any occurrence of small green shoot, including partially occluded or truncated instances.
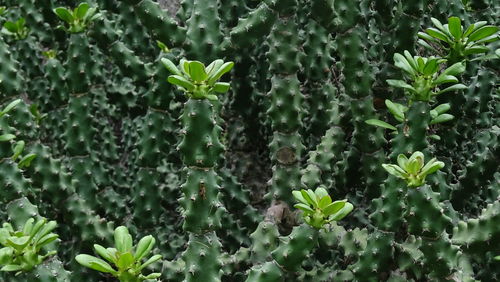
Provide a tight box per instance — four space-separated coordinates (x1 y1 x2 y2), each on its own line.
388 51 467 102
0 218 59 274
53 2 101 33
418 17 499 63
1 18 29 40
382 151 444 187
292 186 353 229
75 226 162 281
162 58 234 101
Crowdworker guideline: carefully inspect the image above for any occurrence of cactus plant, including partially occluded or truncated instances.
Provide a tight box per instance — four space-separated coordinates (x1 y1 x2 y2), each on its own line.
75 226 162 281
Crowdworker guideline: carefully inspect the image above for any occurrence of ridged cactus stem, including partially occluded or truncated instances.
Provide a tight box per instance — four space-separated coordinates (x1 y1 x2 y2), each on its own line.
265 0 305 206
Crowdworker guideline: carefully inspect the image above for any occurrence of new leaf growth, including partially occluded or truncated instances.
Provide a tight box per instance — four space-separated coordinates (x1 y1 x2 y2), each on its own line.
53 2 101 33
162 58 234 101
75 226 162 282
292 187 353 229
0 218 58 274
382 151 445 187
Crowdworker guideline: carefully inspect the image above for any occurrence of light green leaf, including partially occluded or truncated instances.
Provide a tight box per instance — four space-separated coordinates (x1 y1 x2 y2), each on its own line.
306 189 319 208
386 79 416 92
394 53 415 75
207 62 234 85
318 195 332 209
433 74 459 85
7 236 30 250
420 160 445 176
426 28 452 43
114 226 132 253
18 154 37 169
300 190 314 206
94 244 115 263
0 134 16 142
443 62 466 76
117 252 134 269
22 218 35 235
385 100 405 122
206 59 224 78
36 233 58 248
330 202 354 221
294 203 314 213
75 254 117 274
423 59 439 76
134 236 155 261
1 99 21 115
468 26 499 42
314 187 329 199
11 141 25 161
397 154 408 170
137 254 162 271
76 3 89 19
292 190 308 205
448 17 462 40
161 58 182 76
382 164 407 179
430 114 454 124
213 82 230 93
365 119 397 131
323 201 346 216
436 84 467 95
1 264 23 272
188 61 207 82
29 219 45 239
167 75 195 91
433 103 451 114
54 7 74 23
464 46 490 55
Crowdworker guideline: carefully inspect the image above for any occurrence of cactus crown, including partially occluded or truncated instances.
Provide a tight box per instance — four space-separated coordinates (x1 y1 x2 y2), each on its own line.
0 218 59 274
75 226 162 282
162 58 234 101
382 151 445 187
1 18 29 40
418 17 500 63
53 2 100 33
292 187 353 229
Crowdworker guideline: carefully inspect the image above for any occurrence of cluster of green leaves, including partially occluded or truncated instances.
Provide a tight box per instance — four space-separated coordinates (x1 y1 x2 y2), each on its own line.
0 6 6 16
382 151 444 188
387 51 467 102
0 99 37 168
75 226 162 282
54 2 100 33
0 218 58 274
418 17 499 63
41 49 57 59
1 18 29 40
162 58 234 101
292 187 353 229
366 101 454 135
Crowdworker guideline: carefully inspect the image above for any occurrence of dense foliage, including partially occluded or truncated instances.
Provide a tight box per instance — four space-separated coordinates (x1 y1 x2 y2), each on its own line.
0 0 499 281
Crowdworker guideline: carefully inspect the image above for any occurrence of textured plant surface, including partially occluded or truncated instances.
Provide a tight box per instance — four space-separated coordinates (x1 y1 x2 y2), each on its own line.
0 0 499 281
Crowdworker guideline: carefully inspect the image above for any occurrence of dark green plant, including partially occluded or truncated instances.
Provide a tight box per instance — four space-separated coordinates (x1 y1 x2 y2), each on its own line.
418 17 500 63
292 187 353 229
162 58 234 100
1 18 29 40
0 218 58 274
75 226 162 281
53 2 100 33
382 151 444 187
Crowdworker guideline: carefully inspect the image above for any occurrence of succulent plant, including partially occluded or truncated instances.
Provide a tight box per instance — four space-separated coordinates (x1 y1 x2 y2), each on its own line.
0 218 58 274
75 226 162 282
162 58 234 100
1 18 29 40
418 17 500 63
382 151 445 187
292 187 353 229
387 51 467 102
53 2 101 33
